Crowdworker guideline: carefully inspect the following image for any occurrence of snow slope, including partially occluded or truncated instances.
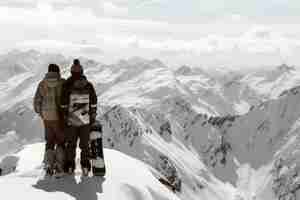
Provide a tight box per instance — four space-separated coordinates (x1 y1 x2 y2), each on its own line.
99 104 237 200
0 143 180 200
180 85 300 199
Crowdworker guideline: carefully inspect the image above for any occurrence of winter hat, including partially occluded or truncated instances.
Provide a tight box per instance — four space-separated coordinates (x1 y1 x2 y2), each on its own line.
48 64 60 73
73 59 80 66
71 59 83 74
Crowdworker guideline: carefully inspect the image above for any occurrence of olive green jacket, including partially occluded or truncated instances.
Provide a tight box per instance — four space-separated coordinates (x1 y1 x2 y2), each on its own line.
33 72 65 121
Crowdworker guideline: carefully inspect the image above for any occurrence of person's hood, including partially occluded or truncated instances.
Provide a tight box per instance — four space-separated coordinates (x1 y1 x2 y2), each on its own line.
44 72 61 88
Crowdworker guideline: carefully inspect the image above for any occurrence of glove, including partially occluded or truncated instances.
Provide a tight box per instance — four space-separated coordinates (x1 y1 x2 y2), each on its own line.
90 117 96 126
61 114 69 128
90 113 96 126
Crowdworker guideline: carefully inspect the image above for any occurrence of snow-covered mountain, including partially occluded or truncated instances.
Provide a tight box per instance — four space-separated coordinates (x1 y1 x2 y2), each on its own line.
0 143 180 200
1 50 300 199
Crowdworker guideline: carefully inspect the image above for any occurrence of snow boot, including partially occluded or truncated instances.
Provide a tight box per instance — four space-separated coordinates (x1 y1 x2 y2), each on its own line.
44 149 55 177
67 167 74 175
54 171 65 179
64 160 75 175
54 145 65 179
82 168 89 177
45 167 54 177
54 163 65 178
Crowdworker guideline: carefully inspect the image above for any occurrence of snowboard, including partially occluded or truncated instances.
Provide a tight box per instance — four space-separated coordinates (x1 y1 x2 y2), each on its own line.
89 121 106 177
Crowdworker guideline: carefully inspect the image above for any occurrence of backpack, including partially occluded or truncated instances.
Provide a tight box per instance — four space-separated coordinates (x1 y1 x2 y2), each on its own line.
40 79 64 121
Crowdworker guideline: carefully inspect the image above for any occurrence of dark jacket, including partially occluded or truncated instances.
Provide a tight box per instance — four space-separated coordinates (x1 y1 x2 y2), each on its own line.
33 72 65 121
60 76 97 126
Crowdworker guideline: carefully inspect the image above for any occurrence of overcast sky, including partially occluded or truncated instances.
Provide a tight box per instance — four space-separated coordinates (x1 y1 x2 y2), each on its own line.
0 0 300 67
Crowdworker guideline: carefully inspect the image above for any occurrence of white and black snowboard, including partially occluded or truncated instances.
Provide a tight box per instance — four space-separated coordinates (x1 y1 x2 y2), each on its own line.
89 121 106 177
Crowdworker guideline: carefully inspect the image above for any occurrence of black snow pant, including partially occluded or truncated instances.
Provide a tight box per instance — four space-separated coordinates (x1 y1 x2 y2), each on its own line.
64 125 91 172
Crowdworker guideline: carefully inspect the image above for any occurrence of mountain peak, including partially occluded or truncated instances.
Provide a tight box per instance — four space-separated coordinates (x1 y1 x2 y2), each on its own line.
117 57 166 69
174 65 192 75
276 64 295 73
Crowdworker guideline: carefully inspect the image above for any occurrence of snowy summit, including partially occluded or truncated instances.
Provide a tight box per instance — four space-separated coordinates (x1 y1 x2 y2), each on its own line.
0 143 179 200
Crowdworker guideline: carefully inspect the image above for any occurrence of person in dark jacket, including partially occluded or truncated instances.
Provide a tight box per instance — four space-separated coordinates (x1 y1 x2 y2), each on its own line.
33 64 65 177
60 59 97 176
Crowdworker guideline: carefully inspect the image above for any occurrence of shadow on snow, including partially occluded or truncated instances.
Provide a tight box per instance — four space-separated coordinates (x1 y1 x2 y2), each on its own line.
33 176 106 200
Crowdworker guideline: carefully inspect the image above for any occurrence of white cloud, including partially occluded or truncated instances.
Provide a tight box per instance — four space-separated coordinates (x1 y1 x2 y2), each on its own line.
94 23 300 67
3 0 78 2
102 1 128 16
95 25 300 55
135 0 163 7
0 0 78 5
2 0 130 17
2 0 33 2
0 3 299 67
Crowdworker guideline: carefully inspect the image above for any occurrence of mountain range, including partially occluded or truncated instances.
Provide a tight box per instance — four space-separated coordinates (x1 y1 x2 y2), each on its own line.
1 50 300 200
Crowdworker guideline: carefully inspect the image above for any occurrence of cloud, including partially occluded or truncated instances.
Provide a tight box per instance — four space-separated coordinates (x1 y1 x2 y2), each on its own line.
94 23 300 67
18 39 102 50
80 46 104 55
1 0 130 17
17 39 104 57
2 0 300 18
95 25 300 55
2 0 78 3
102 1 128 16
0 0 78 6
0 3 100 27
0 3 299 67
135 0 165 8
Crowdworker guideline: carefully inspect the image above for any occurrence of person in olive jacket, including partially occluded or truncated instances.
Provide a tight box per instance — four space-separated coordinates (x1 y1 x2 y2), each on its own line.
33 64 65 177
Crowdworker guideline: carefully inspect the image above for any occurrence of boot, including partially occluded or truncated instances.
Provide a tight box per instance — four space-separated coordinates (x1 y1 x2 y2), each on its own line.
45 149 55 176
66 165 75 175
45 167 54 177
82 167 89 177
54 145 65 178
54 171 65 179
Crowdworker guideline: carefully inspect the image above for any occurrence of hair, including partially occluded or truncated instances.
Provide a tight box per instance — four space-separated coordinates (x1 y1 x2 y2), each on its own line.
48 64 60 73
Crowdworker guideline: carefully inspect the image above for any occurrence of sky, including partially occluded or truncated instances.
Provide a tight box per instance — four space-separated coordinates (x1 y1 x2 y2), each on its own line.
0 0 300 68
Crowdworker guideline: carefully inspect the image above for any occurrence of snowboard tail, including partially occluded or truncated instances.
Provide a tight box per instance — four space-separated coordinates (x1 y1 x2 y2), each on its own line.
90 122 106 177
